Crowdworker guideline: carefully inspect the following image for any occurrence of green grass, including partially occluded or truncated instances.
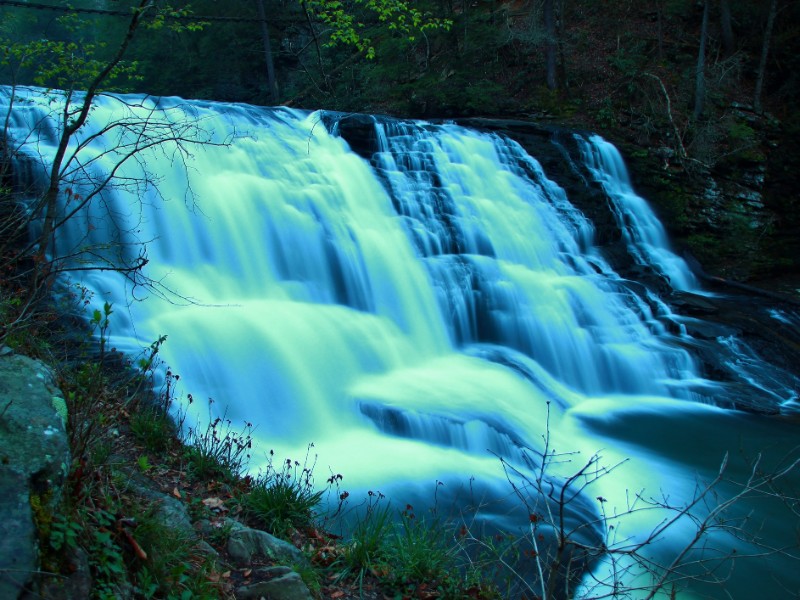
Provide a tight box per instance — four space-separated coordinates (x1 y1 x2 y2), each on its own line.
387 508 457 583
241 453 325 537
133 504 221 600
130 408 176 452
182 408 253 482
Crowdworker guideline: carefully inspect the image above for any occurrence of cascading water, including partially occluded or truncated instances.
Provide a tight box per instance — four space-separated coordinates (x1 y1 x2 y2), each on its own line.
3 86 798 599
578 134 701 292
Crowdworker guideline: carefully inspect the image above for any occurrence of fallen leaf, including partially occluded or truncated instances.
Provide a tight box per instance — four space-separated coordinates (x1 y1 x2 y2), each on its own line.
172 487 181 499
122 528 148 560
202 497 225 509
330 592 345 599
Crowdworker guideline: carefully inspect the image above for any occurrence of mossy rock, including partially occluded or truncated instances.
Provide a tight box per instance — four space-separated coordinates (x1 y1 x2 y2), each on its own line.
0 354 70 599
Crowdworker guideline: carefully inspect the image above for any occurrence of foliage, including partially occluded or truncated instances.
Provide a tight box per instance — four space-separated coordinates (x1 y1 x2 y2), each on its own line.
1 3 798 598
15 295 227 598
453 405 800 600
146 5 208 34
291 559 324 597
2 0 799 124
0 2 206 92
129 361 180 453
333 492 500 598
0 0 221 355
132 504 221 599
3 33 139 93
60 300 115 461
49 511 83 554
242 447 325 537
130 407 176 452
12 290 800 599
183 402 254 482
1 12 131 90
383 504 461 590
302 0 452 59
43 486 223 600
341 491 393 574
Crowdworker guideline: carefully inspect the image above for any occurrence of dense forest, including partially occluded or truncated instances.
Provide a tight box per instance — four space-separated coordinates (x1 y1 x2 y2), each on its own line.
2 0 799 281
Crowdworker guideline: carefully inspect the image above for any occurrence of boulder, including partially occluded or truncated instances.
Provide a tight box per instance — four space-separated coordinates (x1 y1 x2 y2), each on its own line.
235 566 314 600
0 352 70 599
22 547 91 600
227 524 305 566
125 473 194 534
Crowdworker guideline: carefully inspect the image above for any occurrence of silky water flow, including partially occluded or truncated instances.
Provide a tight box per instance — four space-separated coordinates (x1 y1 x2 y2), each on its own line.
3 86 799 598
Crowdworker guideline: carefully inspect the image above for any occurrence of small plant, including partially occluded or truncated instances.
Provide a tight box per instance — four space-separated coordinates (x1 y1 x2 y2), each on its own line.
59 300 116 464
183 400 253 482
90 301 113 364
132 504 222 600
386 504 456 584
137 455 153 472
341 491 392 575
205 518 235 547
242 446 325 537
335 493 500 599
86 508 130 598
49 513 82 553
291 559 323 597
130 408 176 452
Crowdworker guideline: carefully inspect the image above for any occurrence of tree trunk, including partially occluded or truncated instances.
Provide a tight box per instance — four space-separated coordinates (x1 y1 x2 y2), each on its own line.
754 0 778 113
544 0 557 90
693 0 710 121
720 0 735 57
257 0 279 103
656 0 664 60
556 0 568 90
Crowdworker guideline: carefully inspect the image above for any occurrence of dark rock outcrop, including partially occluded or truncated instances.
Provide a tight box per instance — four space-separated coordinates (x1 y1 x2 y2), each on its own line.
0 351 70 599
235 566 314 600
227 521 306 566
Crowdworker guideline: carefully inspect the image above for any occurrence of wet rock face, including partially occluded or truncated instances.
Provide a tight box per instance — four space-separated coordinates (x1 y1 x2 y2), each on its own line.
622 114 799 282
669 285 800 414
320 112 380 159
0 351 70 599
622 158 774 281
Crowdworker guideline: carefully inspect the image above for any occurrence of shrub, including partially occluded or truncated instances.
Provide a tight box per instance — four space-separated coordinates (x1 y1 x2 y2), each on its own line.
130 408 176 452
183 402 253 482
336 494 500 599
342 492 393 574
242 449 325 537
387 505 456 583
132 505 221 600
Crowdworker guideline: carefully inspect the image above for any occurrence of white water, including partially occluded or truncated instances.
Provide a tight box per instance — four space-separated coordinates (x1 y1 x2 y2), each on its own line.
3 86 798 598
578 135 701 292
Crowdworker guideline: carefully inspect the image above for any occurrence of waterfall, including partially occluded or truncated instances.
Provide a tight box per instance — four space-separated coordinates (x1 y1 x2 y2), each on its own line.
577 134 701 291
3 86 798 598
